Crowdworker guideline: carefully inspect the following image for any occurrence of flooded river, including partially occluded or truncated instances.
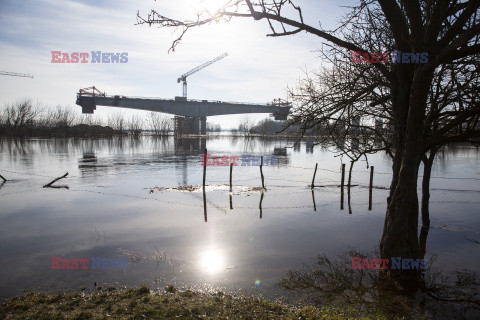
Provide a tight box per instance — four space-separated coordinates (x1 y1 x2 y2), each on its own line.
0 136 479 303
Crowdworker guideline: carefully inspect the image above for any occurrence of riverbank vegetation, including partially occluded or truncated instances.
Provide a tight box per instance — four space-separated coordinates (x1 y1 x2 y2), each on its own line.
0 100 173 137
0 286 423 320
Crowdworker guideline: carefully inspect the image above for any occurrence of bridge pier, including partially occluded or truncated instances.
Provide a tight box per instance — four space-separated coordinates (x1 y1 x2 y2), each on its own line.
200 117 206 135
174 116 205 135
193 117 200 135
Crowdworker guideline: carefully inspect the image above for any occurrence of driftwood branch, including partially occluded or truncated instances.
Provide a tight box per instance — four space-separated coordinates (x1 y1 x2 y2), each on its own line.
0 173 7 182
43 172 69 188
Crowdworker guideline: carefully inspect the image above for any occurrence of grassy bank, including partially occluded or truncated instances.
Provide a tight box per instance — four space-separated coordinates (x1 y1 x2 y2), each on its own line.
0 286 395 320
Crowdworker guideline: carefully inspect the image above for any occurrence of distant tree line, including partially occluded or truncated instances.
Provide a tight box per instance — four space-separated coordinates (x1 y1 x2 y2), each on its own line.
0 100 173 137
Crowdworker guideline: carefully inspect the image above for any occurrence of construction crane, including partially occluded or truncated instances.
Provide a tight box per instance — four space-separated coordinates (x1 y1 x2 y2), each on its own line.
0 71 34 78
177 52 228 99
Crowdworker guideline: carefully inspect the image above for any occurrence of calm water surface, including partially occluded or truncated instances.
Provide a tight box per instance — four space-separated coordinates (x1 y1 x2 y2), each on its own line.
0 136 479 300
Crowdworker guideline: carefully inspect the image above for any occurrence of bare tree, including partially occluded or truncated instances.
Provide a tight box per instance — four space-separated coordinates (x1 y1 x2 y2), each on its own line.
1 99 42 129
45 106 78 128
78 113 103 127
128 114 144 136
137 0 480 287
238 115 254 136
108 112 126 133
148 112 172 135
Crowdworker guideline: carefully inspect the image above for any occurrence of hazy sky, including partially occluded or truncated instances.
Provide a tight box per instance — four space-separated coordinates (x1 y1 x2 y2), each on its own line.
0 0 352 128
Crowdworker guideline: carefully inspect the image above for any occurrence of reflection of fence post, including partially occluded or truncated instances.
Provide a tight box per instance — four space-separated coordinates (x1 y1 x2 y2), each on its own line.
340 164 345 210
369 166 374 210
259 192 264 219
260 156 265 189
230 163 233 192
0 173 6 182
202 148 207 190
311 189 317 211
203 190 207 222
311 163 318 189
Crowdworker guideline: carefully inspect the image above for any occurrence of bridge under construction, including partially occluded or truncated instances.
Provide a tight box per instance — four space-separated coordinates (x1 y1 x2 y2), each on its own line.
76 86 291 135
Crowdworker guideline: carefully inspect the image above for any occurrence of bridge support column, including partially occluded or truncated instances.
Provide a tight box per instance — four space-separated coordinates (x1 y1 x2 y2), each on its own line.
200 117 207 135
192 117 200 135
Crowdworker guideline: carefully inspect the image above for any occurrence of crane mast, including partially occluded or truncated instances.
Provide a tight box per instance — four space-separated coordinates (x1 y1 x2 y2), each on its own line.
177 52 228 98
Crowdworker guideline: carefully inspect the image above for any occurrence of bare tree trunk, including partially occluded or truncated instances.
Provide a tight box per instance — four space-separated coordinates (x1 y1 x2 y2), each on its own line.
380 72 432 289
421 150 436 229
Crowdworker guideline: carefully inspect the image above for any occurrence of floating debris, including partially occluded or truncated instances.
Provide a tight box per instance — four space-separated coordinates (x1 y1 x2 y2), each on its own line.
146 185 264 195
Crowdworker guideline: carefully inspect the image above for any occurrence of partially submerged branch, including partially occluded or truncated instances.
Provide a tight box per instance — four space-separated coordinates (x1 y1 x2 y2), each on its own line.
43 173 69 188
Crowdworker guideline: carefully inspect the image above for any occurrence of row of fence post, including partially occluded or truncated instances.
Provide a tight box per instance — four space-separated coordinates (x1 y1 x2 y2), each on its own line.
200 149 376 220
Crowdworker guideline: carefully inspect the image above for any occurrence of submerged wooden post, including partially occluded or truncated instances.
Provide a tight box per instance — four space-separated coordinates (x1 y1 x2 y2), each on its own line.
229 163 233 192
0 173 7 182
347 161 354 215
202 148 207 190
260 156 265 189
347 161 354 188
368 166 374 211
340 163 345 210
311 163 318 189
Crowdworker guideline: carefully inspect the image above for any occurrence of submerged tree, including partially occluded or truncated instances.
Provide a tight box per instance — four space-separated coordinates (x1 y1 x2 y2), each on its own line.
137 0 480 287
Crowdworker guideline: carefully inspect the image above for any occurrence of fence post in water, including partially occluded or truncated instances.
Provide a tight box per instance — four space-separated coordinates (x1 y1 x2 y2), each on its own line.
340 163 345 210
0 173 6 182
202 148 207 190
260 156 265 189
368 166 374 211
311 163 318 189
230 163 233 193
347 161 354 215
347 161 354 188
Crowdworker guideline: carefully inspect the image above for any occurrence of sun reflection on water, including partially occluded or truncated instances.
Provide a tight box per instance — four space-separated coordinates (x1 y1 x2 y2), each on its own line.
200 249 225 274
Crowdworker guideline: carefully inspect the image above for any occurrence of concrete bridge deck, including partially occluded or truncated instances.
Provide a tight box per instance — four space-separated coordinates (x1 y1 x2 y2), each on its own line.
76 93 291 135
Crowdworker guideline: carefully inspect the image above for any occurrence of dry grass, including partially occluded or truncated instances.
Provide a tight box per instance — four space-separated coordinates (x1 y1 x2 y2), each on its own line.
0 286 383 320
